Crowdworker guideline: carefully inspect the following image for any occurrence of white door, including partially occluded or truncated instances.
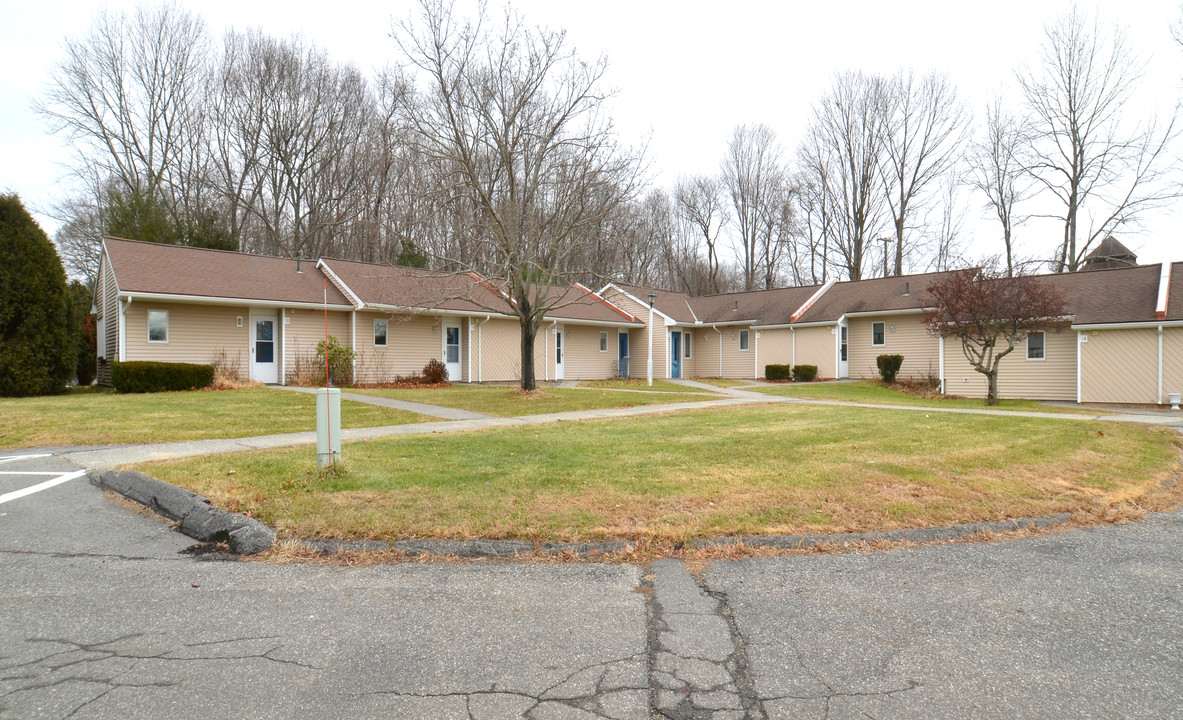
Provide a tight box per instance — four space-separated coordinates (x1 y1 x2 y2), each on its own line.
444 322 462 381
838 322 849 378
555 325 564 380
250 311 279 384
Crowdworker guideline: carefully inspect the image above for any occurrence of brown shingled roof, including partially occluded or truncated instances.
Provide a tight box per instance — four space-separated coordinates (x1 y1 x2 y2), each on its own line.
104 237 351 306
609 284 699 323
794 271 955 323
1040 263 1167 325
540 285 641 324
689 285 823 325
1169 262 1183 321
319 258 510 314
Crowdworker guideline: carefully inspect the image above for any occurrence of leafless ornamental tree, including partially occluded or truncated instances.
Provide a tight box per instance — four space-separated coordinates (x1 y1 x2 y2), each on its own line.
395 0 641 390
1017 6 1180 272
923 269 1068 406
878 71 969 276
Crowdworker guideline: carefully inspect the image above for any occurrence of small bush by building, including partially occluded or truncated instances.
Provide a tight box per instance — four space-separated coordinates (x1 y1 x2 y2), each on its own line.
422 358 448 384
111 361 215 393
316 335 356 386
765 364 792 380
876 354 904 384
792 364 818 382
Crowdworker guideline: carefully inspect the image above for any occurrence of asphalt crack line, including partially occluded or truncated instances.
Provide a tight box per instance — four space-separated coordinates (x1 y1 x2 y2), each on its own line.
774 637 919 719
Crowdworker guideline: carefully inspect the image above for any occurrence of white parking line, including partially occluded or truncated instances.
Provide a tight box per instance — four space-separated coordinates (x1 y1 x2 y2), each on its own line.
0 454 51 465
0 471 75 476
0 469 89 505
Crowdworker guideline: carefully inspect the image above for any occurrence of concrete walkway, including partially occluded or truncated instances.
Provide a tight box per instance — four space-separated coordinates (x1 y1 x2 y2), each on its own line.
53 386 1183 471
273 384 491 420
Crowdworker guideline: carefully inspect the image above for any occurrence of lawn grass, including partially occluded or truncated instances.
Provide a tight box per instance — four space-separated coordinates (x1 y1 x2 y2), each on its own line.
348 385 712 416
690 377 752 388
578 378 714 393
140 404 1180 542
752 380 1103 414
0 387 424 448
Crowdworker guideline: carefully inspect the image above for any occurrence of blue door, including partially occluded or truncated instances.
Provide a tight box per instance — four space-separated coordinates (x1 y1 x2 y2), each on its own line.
671 332 681 378
618 333 629 378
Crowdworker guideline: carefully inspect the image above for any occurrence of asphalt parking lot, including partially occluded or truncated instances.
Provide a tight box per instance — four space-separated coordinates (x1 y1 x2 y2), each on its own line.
1 451 1180 719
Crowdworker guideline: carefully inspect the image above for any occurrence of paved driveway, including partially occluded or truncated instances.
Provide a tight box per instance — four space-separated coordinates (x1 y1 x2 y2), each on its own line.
1 452 1180 719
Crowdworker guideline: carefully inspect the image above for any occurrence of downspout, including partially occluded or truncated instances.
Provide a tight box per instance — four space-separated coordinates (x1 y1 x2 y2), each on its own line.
119 296 131 362
478 315 490 382
938 334 945 394
1159 325 1164 405
753 328 759 379
548 320 557 381
791 327 796 367
1077 331 1083 404
350 310 357 383
281 310 287 385
713 325 723 376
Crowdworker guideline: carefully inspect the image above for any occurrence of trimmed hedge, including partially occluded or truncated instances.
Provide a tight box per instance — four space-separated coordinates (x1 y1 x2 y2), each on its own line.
112 361 215 393
792 364 818 382
876 354 904 384
765 364 792 380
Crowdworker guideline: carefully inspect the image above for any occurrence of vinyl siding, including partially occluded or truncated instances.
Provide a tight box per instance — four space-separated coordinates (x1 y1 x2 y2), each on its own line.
720 326 754 379
791 326 837 379
1081 327 1159 404
943 326 1076 401
97 253 119 385
1164 328 1183 400
123 302 251 374
353 312 449 384
848 314 939 381
283 307 351 384
477 318 522 382
602 289 669 380
563 325 618 380
756 329 793 377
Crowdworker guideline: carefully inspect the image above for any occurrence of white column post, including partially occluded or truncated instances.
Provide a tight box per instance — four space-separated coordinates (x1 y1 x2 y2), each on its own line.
647 293 655 386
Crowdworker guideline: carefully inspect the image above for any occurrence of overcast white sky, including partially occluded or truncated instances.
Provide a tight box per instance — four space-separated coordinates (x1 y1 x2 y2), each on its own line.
2 0 1180 268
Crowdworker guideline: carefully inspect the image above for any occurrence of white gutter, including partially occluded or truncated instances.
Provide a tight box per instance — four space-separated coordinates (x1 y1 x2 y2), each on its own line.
367 302 513 320
315 259 365 309
843 308 927 318
1072 321 1183 330
789 278 837 322
121 291 352 311
783 320 839 329
1156 260 1171 320
544 318 642 329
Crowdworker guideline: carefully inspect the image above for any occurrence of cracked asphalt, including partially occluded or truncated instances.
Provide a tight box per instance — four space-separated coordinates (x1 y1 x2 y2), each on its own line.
2 452 1181 719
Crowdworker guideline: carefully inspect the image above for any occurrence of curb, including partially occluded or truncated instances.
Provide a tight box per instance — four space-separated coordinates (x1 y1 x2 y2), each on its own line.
692 514 1073 551
91 470 275 555
95 467 1078 559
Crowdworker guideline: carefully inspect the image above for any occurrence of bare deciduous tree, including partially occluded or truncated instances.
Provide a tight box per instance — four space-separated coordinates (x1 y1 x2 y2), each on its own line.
720 124 787 290
878 70 969 276
673 175 729 294
1017 6 1180 272
395 0 641 390
37 2 211 217
967 98 1033 277
798 71 886 280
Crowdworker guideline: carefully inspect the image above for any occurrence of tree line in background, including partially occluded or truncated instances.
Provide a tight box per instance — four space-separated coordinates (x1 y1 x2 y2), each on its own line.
39 1 1182 299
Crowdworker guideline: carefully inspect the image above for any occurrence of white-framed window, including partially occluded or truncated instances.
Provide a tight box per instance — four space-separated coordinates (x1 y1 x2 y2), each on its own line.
872 321 885 346
739 329 749 351
147 309 169 343
1027 331 1045 360
599 330 608 352
684 332 692 359
374 318 388 347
